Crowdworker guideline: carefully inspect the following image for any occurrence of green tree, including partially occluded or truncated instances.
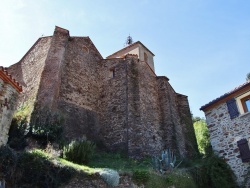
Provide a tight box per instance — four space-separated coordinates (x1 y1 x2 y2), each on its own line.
192 116 201 123
246 72 250 81
193 118 211 155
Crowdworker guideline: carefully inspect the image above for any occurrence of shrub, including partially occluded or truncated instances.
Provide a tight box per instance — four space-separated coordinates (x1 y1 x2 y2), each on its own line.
17 150 75 187
188 165 209 188
0 146 18 182
8 117 28 150
63 140 96 164
206 155 237 188
166 170 196 188
98 168 120 187
31 108 64 144
188 155 237 188
133 169 150 185
0 147 75 187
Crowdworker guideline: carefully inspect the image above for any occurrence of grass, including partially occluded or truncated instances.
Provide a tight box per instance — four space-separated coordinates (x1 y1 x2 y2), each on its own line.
0 146 104 187
88 151 151 172
58 158 97 175
2 145 236 187
145 170 197 188
26 150 123 187
88 151 197 188
31 149 99 175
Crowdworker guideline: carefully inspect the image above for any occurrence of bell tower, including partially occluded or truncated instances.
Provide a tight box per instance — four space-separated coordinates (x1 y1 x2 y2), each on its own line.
107 37 155 72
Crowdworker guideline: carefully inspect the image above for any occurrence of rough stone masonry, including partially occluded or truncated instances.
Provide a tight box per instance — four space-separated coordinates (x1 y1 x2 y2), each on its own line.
7 26 198 158
0 67 22 146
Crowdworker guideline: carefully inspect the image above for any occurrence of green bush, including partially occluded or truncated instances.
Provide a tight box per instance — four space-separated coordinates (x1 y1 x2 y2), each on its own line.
0 145 18 183
63 140 96 164
0 146 75 187
188 165 209 188
18 150 74 187
188 155 237 188
31 108 64 144
8 117 28 150
193 118 212 156
133 169 150 185
206 155 237 188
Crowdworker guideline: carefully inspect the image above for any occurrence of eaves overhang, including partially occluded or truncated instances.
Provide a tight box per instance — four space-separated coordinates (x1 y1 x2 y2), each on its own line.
200 81 250 112
0 66 22 92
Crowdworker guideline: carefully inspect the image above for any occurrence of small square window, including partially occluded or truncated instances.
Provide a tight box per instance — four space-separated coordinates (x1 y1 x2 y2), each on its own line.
236 91 250 115
240 95 250 113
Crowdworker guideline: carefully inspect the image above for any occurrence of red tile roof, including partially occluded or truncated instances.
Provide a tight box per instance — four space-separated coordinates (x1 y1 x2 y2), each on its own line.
0 66 22 92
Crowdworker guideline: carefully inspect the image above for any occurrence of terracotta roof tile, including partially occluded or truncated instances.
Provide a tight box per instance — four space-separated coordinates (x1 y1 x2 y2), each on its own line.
0 66 22 92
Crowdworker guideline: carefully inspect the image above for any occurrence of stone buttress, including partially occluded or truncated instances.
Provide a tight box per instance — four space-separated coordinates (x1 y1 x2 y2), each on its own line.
7 26 198 158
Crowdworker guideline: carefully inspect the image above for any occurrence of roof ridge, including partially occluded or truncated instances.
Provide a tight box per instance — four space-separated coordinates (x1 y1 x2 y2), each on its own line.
106 41 154 59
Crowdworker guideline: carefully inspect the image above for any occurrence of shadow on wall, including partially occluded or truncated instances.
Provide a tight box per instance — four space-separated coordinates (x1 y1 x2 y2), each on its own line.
57 100 101 142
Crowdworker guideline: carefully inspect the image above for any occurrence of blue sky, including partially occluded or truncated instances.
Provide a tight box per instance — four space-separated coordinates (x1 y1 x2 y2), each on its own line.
1 0 250 117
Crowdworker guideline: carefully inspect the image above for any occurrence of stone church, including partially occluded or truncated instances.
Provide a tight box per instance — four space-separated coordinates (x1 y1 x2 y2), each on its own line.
7 26 198 158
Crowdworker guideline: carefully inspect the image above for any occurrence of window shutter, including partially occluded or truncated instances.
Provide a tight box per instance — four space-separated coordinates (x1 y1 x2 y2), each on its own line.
226 98 239 119
237 139 250 163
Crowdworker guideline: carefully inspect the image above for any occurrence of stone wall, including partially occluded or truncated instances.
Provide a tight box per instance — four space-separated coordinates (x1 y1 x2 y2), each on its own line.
98 58 128 152
98 55 197 157
59 37 102 111
0 73 20 146
8 37 52 119
98 56 163 157
58 36 102 140
177 94 198 158
6 26 198 159
35 27 69 109
157 77 179 155
157 77 198 158
204 103 250 185
127 58 162 156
